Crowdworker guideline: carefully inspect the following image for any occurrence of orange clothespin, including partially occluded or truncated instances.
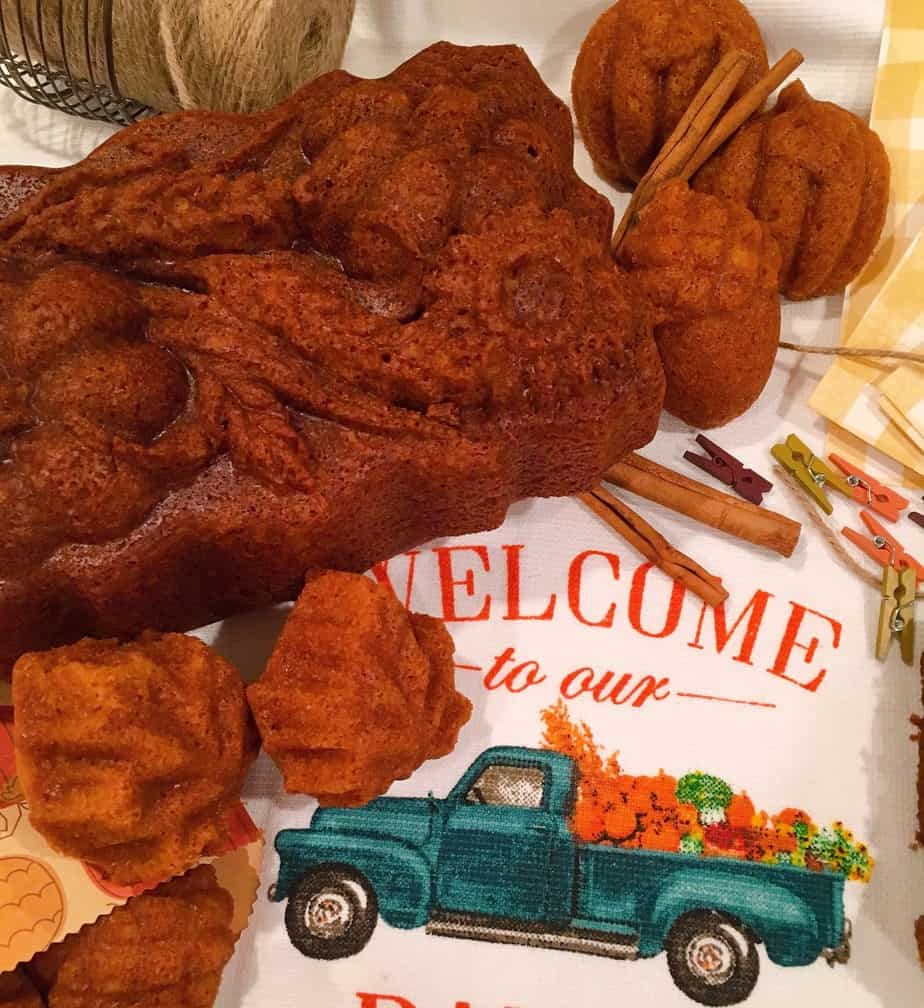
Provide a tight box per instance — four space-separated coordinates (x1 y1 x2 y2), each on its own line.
841 510 924 582
829 453 909 522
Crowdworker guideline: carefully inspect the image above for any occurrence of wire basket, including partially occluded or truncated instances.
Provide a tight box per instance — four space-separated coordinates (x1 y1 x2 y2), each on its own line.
0 0 150 125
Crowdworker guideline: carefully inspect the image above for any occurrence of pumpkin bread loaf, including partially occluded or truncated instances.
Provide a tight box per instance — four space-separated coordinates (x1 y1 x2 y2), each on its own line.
0 43 665 676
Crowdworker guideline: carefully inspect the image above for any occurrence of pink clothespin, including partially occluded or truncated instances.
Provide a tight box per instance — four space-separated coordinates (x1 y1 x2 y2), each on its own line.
841 510 924 582
829 453 909 522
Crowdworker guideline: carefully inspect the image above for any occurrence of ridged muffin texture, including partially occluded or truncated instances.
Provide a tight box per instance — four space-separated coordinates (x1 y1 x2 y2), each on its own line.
13 633 257 884
572 0 768 186
617 180 781 428
26 866 235 1008
248 571 473 806
694 80 889 299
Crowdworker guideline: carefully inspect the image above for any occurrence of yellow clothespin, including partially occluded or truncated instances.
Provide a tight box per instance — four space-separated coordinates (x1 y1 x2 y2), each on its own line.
770 435 853 515
876 565 915 665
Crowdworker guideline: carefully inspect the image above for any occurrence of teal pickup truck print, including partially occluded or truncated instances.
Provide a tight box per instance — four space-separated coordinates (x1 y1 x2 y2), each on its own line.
270 746 851 1006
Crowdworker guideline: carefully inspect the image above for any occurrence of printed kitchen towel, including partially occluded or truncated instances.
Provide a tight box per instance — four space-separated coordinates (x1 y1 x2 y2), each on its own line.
4 2 922 1007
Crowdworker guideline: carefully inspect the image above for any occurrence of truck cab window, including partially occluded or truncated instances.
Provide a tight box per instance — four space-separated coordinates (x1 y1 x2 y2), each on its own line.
465 764 546 808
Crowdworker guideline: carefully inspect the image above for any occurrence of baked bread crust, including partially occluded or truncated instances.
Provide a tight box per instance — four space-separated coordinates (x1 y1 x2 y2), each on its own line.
26 865 235 1008
0 43 665 675
617 179 781 428
0 971 42 1008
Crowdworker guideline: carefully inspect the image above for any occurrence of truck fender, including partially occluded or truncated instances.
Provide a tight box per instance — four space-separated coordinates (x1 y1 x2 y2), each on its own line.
274 830 432 930
649 871 821 966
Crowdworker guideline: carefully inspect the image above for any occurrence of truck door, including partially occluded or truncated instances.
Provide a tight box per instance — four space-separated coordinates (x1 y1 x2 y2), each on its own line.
435 761 555 921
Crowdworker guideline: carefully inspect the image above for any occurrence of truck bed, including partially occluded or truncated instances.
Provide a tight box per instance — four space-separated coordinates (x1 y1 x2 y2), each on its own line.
576 843 845 963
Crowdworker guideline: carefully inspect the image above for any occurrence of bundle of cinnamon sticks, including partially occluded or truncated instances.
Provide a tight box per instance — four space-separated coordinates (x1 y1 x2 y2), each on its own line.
612 47 804 251
581 454 801 608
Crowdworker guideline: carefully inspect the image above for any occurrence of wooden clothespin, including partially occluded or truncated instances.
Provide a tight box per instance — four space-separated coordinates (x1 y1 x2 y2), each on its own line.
684 435 773 505
842 510 920 665
829 453 909 522
841 510 924 581
877 565 916 664
909 497 924 530
770 435 853 515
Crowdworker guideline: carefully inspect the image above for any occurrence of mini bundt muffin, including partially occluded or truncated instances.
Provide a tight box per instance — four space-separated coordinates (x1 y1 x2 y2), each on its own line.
13 633 257 884
572 0 768 187
27 866 235 1008
247 571 473 806
617 179 781 428
0 970 42 1008
693 80 890 299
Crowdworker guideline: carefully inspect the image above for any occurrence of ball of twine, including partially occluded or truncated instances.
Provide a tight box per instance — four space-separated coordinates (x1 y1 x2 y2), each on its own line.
3 0 355 113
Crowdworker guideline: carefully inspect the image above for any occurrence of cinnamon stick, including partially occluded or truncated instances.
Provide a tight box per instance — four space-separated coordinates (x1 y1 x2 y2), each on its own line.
643 50 751 185
612 49 751 251
579 486 729 608
634 52 751 207
611 47 804 253
680 48 804 180
605 453 801 557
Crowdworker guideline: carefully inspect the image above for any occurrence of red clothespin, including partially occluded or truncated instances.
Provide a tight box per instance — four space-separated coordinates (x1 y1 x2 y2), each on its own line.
684 435 773 506
829 453 909 522
841 510 924 582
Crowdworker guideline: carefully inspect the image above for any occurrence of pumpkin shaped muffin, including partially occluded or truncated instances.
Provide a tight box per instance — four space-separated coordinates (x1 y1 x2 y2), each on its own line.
572 0 768 187
248 571 472 806
617 179 781 428
13 633 257 884
693 80 890 300
27 866 236 1008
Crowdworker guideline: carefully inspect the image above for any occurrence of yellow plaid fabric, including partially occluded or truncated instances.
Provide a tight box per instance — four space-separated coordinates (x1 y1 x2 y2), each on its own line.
809 0 924 481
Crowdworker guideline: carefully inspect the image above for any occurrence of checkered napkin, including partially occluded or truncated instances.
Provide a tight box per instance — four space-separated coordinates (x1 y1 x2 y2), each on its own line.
813 232 924 476
810 0 924 477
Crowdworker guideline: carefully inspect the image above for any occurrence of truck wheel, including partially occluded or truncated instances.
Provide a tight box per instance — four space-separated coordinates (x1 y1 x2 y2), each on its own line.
666 910 759 1006
285 864 379 960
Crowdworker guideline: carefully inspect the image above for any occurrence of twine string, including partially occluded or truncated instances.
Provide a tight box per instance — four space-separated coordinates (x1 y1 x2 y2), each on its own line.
0 0 355 113
779 340 924 366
